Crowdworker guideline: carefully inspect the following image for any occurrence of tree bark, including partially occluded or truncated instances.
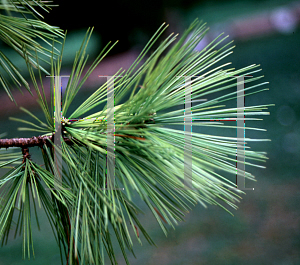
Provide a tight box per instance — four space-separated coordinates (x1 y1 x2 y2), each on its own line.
0 135 74 149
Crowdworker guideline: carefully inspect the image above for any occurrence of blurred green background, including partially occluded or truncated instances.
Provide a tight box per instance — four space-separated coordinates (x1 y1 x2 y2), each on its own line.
0 0 300 264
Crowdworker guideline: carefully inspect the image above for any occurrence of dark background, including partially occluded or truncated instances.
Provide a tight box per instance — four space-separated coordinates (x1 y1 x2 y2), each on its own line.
43 0 200 54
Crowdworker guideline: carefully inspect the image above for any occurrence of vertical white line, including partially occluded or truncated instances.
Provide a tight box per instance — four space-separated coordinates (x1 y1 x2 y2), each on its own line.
236 76 254 191
184 76 193 189
47 75 70 190
99 75 124 191
236 76 245 189
106 76 115 190
176 75 206 190
54 75 62 190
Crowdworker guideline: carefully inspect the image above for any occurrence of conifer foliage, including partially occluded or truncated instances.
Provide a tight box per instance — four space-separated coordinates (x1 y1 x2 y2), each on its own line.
0 1 272 264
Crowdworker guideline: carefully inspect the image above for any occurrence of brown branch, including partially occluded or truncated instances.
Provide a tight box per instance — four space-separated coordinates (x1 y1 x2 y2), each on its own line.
21 147 31 163
0 135 75 149
0 135 53 149
0 131 150 150
0 114 155 151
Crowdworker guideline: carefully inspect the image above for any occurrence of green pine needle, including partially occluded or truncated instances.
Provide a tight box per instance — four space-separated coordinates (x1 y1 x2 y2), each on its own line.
0 18 273 264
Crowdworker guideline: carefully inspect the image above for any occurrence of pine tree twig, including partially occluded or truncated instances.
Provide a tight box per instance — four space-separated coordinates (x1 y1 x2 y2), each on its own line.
0 130 149 150
0 135 52 149
0 16 272 264
0 135 73 149
0 116 155 150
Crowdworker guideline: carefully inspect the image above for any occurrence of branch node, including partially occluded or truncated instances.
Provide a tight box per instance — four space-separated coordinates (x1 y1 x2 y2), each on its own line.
22 147 31 164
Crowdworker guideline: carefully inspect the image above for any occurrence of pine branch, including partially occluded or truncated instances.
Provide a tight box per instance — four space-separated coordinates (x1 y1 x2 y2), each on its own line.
0 135 67 148
0 18 273 265
0 115 156 149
